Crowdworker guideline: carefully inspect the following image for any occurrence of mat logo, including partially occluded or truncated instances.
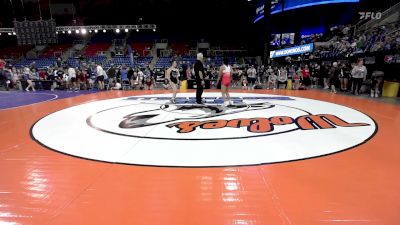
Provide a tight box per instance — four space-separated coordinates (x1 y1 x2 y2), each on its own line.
32 93 377 167
118 102 274 130
167 114 369 134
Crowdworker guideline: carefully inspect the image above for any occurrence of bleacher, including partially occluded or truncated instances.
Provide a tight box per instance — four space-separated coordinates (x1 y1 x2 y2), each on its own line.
84 43 111 57
155 56 238 69
135 56 152 67
171 43 189 55
66 58 81 68
155 57 197 69
131 43 152 56
315 21 400 59
107 56 133 67
181 57 197 65
14 58 57 69
155 57 172 69
206 57 237 67
41 44 72 58
86 55 108 65
0 45 33 59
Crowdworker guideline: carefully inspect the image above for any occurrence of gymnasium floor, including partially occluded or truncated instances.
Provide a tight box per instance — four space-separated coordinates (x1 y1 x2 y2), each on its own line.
0 89 399 225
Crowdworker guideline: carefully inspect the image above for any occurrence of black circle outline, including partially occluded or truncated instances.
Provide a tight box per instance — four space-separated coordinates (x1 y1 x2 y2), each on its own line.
29 93 378 168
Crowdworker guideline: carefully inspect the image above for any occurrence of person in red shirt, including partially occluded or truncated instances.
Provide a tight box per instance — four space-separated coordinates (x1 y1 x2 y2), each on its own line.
0 59 6 70
39 70 47 80
302 64 311 89
78 69 88 90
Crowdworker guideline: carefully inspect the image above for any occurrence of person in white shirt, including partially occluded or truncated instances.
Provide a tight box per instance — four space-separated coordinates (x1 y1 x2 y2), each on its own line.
23 67 35 92
96 64 105 90
11 67 22 90
137 69 145 89
247 65 257 90
111 82 121 90
351 59 367 95
277 67 288 89
68 67 77 91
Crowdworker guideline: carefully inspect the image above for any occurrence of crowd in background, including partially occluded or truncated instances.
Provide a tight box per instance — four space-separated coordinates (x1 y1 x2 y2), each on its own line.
0 56 386 98
313 22 400 59
0 20 397 97
0 61 158 92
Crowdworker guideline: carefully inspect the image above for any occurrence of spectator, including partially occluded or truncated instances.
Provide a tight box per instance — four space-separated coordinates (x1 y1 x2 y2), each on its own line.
47 69 56 91
257 65 265 85
301 65 311 89
277 67 288 89
120 66 128 82
111 81 122 90
241 71 248 90
266 66 274 83
0 67 5 90
185 65 192 80
293 66 302 90
68 66 78 91
247 65 257 91
341 63 351 92
311 64 320 88
31 69 39 81
11 67 22 90
320 65 330 89
131 69 139 89
267 71 277 90
77 69 88 90
0 59 6 70
371 70 384 98
107 65 117 86
2 67 12 91
351 59 367 95
127 67 135 88
138 69 145 90
39 69 47 80
55 67 65 89
23 67 35 92
144 75 154 90
96 63 105 90
329 62 341 94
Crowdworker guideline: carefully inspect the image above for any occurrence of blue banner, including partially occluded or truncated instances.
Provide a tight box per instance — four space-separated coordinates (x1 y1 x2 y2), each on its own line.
270 43 314 58
254 0 265 23
254 0 359 23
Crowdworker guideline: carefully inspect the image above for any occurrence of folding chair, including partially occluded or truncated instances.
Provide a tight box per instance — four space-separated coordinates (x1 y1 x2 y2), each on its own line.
122 79 130 90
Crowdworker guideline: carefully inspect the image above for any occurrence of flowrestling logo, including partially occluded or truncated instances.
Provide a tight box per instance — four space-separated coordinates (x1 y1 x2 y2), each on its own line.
31 93 377 167
359 12 382 20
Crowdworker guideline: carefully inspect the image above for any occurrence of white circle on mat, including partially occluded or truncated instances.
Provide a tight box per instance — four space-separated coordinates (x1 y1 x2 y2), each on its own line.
31 93 376 167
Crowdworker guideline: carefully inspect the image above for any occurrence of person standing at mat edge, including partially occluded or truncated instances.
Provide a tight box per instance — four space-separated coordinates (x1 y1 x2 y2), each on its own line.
194 53 206 104
166 60 180 104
